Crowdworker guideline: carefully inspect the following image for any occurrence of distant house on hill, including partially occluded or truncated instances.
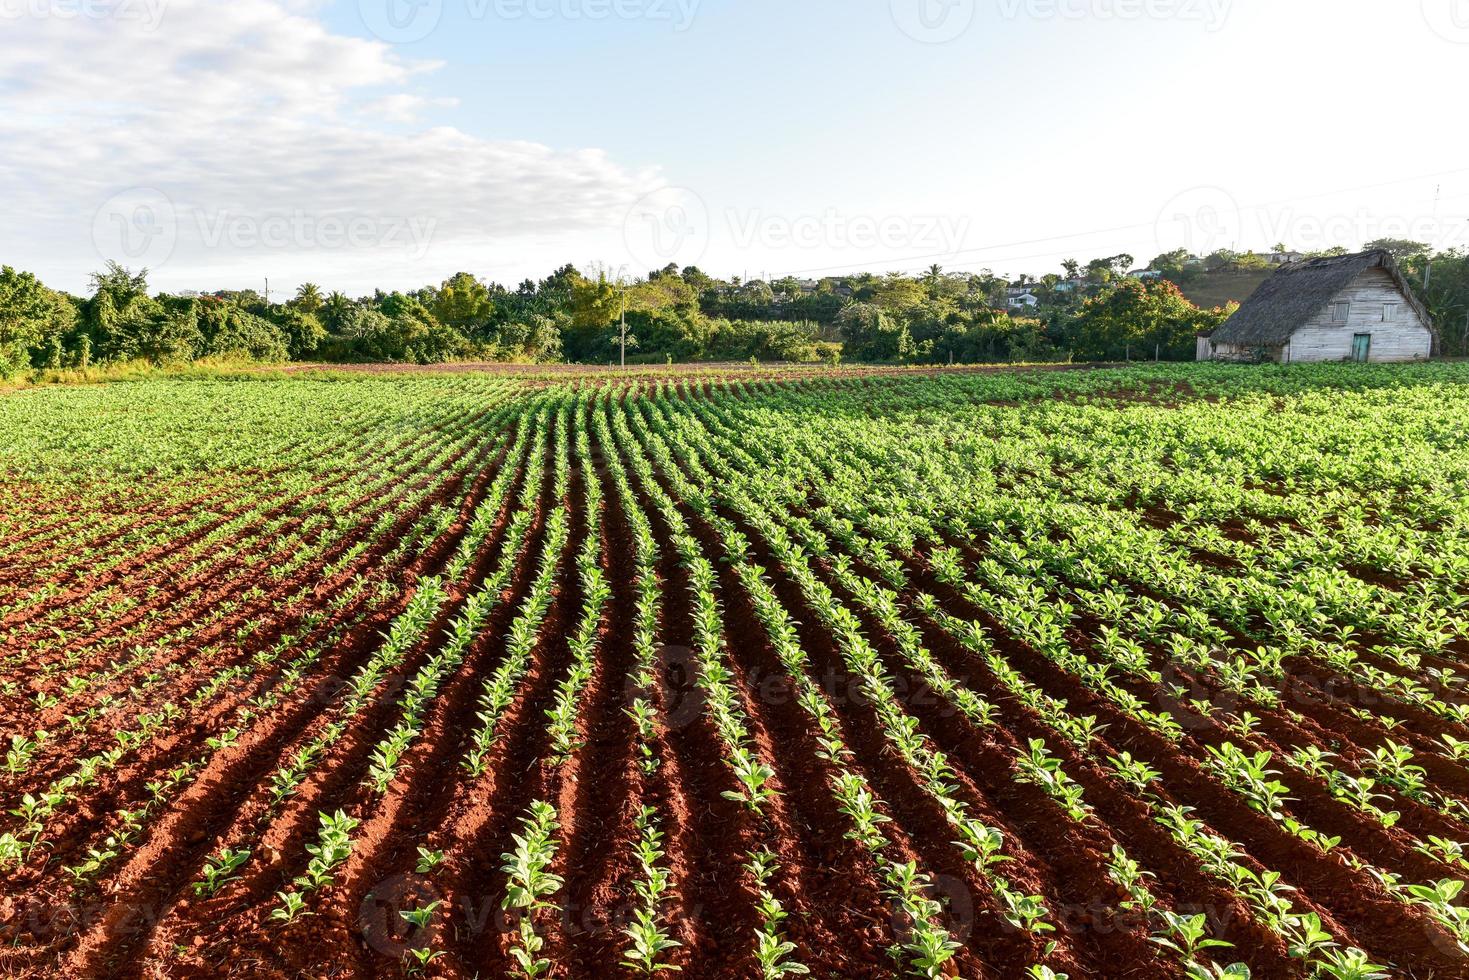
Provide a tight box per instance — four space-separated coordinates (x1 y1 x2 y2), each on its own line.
1007 290 1039 310
1201 250 1435 363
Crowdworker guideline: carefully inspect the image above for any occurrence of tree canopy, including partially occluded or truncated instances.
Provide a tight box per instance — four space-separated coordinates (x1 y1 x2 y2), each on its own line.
5 241 1461 377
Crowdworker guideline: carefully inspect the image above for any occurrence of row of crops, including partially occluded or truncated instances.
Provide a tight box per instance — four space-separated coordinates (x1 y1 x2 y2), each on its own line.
1 362 1467 978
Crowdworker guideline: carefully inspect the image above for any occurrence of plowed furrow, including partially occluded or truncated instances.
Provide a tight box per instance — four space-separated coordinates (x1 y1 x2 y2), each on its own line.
53 433 512 978
555 444 643 976
620 408 948 979
910 562 1464 975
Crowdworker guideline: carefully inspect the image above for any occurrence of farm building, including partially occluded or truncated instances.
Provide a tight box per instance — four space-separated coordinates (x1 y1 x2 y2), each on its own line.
1202 249 1436 363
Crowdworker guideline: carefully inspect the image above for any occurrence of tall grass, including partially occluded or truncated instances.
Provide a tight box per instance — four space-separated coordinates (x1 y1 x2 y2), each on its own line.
4 357 287 388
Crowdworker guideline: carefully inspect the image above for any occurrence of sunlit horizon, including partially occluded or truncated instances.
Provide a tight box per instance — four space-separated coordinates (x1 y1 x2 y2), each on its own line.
3 0 1467 295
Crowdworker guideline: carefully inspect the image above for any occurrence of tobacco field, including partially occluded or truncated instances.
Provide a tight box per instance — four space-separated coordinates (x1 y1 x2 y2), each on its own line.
1 363 1468 979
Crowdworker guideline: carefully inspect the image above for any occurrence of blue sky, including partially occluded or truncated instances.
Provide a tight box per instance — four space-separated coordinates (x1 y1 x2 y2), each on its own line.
2 0 1467 294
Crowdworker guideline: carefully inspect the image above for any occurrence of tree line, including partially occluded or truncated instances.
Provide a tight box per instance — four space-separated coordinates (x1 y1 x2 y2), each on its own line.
2 243 1464 375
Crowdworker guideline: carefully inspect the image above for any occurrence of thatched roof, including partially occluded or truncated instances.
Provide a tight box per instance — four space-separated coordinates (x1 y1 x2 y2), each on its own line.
1210 249 1434 348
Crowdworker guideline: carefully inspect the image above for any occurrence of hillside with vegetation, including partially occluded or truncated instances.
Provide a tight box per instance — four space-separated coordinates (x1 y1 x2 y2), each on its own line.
1174 269 1274 310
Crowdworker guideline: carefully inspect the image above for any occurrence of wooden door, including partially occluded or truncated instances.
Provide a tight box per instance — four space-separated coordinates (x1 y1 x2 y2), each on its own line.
1352 334 1372 362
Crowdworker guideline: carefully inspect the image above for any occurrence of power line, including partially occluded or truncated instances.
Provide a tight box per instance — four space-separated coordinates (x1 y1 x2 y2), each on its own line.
769 166 1469 279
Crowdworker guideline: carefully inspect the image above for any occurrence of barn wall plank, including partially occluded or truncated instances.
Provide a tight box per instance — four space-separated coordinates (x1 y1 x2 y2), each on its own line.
1227 268 1435 363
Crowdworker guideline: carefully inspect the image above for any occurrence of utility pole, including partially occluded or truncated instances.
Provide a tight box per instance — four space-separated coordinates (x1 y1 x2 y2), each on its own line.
619 287 627 369
1424 187 1443 293
264 277 270 307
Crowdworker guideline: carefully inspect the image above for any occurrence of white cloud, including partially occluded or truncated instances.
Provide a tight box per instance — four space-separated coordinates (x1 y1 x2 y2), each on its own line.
0 0 661 294
359 93 461 124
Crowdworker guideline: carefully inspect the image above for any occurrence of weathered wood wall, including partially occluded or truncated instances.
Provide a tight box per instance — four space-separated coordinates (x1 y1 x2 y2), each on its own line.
1206 268 1433 363
1211 341 1284 363
1284 268 1433 363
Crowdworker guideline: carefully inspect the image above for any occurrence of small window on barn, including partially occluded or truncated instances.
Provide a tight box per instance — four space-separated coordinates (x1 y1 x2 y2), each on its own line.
1383 303 1398 322
1331 302 1350 323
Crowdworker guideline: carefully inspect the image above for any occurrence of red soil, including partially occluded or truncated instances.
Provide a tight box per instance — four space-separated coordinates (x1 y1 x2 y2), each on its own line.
3 376 1466 980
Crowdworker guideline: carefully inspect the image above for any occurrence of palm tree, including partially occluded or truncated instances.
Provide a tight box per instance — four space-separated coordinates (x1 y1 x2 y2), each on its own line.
294 282 323 314
322 291 351 332
923 263 944 297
